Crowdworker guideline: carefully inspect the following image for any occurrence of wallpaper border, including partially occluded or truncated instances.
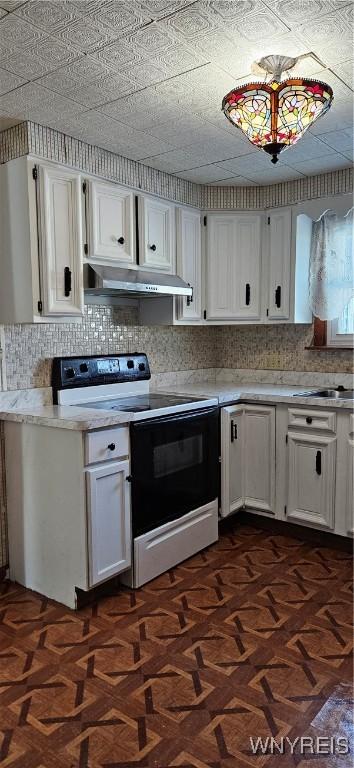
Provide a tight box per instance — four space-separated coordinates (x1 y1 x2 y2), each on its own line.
0 122 352 210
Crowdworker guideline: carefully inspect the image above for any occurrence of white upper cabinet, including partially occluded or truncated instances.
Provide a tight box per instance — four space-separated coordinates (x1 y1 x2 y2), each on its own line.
267 208 291 320
206 213 262 321
139 195 175 272
234 215 262 319
207 215 237 319
0 156 84 323
176 207 202 321
39 164 83 316
87 179 135 264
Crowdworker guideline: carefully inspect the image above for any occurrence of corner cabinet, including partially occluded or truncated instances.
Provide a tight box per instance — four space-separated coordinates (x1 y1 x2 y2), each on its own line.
0 156 84 323
206 213 262 321
221 404 275 518
176 207 202 321
85 179 135 265
266 208 291 320
138 195 175 272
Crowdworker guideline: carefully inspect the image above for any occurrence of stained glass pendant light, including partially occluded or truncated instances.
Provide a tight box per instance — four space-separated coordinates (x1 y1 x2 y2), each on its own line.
222 55 333 164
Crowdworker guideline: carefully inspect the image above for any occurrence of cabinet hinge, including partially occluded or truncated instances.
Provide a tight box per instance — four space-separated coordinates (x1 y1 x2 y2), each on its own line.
203 216 207 226
203 309 207 320
84 243 88 255
37 300 43 313
32 165 38 181
267 216 270 225
285 434 288 444
284 505 287 515
82 181 87 195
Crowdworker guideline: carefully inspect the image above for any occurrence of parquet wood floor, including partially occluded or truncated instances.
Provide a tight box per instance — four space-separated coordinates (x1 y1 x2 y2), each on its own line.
0 521 352 767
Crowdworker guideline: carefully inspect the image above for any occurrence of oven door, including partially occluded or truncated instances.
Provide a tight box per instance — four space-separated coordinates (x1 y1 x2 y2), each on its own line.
130 407 219 536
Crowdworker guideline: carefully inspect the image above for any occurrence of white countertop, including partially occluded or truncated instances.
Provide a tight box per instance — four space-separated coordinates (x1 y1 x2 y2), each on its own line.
153 382 354 410
0 383 352 430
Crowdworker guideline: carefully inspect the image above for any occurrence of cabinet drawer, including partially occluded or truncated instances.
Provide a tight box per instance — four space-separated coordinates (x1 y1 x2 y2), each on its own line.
288 408 336 433
85 427 129 465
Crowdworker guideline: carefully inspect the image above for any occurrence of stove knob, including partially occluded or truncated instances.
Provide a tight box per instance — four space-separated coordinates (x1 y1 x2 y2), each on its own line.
127 360 134 369
139 362 146 371
65 367 75 379
80 363 88 373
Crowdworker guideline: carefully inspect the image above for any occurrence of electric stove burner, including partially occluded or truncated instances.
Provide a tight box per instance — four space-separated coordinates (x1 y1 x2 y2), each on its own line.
76 393 207 413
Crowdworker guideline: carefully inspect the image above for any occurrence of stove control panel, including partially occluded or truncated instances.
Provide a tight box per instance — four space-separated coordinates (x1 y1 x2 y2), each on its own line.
52 353 150 402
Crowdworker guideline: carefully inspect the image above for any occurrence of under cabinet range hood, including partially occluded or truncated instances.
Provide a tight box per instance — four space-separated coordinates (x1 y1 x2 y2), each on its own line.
84 264 192 299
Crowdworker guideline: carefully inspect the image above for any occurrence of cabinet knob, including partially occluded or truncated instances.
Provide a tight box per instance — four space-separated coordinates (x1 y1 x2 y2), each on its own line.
117 236 125 245
107 443 116 451
149 244 157 251
306 416 313 424
126 475 132 483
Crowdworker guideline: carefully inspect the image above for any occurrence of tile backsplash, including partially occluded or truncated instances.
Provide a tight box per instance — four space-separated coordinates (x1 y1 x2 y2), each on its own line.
3 305 218 390
2 310 352 393
219 324 354 374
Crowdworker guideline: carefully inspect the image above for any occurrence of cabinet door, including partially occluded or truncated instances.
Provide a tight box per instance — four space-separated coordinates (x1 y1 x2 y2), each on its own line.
139 196 175 272
176 207 202 321
243 405 275 513
87 180 135 264
39 164 83 316
234 215 262 319
221 405 243 517
287 432 336 529
207 214 262 320
267 208 291 320
346 434 354 536
207 215 236 319
86 460 131 586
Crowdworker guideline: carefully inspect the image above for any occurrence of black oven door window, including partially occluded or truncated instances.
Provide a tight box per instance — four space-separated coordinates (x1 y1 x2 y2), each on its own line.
130 407 219 536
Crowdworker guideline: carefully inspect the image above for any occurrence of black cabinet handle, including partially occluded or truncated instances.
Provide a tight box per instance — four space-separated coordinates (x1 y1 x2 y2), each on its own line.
306 416 313 424
230 420 238 442
117 236 125 245
275 285 281 308
149 244 157 251
64 266 72 297
107 443 116 451
186 284 194 306
316 450 322 475
245 283 251 306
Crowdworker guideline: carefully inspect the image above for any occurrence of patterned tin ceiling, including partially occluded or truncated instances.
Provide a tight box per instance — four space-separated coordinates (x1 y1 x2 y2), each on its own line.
0 0 352 185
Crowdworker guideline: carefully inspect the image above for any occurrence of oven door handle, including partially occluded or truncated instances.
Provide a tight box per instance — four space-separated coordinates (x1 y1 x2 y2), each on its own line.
130 406 219 431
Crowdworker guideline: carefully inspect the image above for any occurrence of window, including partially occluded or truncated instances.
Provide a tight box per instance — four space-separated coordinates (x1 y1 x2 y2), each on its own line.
327 295 354 347
310 206 353 350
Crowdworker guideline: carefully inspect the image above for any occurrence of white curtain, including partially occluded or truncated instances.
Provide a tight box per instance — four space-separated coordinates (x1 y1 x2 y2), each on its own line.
309 207 354 321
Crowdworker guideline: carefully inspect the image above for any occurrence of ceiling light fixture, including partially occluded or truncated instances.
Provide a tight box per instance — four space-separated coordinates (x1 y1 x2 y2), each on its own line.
222 55 333 164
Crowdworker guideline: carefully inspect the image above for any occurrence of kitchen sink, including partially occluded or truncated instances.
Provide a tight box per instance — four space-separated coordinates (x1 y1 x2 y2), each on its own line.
296 389 354 399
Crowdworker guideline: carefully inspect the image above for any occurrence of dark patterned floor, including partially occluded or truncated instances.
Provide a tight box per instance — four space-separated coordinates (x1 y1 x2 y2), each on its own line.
0 521 353 768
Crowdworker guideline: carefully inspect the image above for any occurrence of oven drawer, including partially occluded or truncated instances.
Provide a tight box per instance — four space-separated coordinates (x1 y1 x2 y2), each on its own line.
288 408 336 433
85 426 129 465
128 500 218 588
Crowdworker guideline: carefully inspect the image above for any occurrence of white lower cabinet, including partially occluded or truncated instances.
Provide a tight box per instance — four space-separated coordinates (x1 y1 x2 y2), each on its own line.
221 404 275 517
286 431 336 530
86 459 131 586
